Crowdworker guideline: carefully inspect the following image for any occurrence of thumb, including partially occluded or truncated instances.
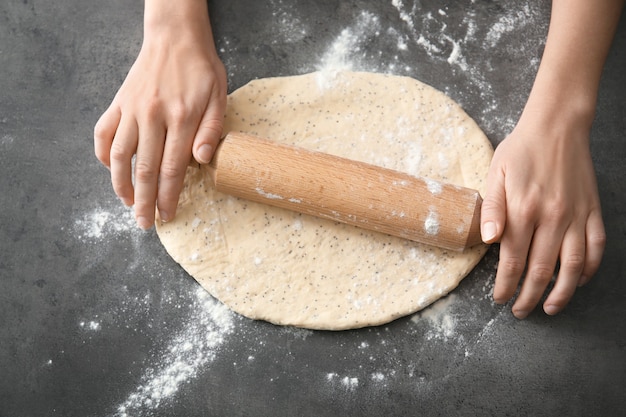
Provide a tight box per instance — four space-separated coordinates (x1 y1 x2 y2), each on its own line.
192 104 225 165
480 164 507 244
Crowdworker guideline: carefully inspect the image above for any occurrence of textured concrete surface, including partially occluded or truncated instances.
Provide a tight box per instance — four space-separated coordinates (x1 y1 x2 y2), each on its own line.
1 1 625 416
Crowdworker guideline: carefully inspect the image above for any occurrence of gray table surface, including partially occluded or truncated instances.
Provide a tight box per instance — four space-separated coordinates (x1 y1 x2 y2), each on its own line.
1 1 625 416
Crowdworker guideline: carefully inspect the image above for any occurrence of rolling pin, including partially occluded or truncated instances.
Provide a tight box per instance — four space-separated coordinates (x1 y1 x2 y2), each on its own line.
207 132 484 251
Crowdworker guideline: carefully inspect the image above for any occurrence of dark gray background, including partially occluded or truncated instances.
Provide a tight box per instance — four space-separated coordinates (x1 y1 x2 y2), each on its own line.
1 1 624 416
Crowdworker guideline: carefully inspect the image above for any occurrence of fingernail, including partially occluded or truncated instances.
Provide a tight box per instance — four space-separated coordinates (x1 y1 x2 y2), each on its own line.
197 144 213 164
493 297 506 305
159 210 169 222
544 304 560 316
481 221 497 242
513 309 529 319
136 216 153 230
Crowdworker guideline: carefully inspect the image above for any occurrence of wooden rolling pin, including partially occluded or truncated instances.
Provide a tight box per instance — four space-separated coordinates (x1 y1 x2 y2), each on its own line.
208 132 484 251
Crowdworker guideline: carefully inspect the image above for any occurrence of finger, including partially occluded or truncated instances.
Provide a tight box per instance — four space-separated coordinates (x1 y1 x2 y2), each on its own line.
156 124 195 222
579 208 606 286
192 90 226 164
480 161 507 244
543 225 586 315
133 120 166 230
109 114 138 206
493 212 534 306
94 104 121 168
512 224 564 319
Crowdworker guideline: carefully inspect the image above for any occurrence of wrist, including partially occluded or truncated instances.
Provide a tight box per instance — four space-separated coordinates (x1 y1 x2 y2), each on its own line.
143 0 213 43
520 75 598 138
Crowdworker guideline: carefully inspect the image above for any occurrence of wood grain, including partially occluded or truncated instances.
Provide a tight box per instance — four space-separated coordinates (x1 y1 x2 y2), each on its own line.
209 132 483 251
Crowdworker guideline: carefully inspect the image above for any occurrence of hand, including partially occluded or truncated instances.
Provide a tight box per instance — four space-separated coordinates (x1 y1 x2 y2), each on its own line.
480 110 606 319
94 3 227 229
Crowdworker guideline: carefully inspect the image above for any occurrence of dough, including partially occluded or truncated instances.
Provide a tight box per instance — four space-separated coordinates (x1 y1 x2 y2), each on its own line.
155 71 493 330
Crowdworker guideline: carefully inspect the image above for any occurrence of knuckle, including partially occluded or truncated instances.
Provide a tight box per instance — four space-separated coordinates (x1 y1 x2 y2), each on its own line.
588 230 607 249
159 161 182 181
544 200 569 223
133 202 153 216
561 253 585 273
481 197 500 213
516 198 539 223
500 256 526 277
144 96 163 119
168 101 193 125
93 120 108 142
93 125 112 165
109 142 128 163
526 263 556 285
134 160 158 183
198 120 223 141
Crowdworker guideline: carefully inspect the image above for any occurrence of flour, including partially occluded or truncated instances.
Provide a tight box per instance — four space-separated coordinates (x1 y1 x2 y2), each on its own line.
69 201 238 414
464 317 496 358
191 217 202 229
326 372 360 390
255 187 284 200
445 36 464 68
485 4 535 47
317 293 504 391
371 372 385 382
316 11 382 85
215 1 545 139
342 376 359 389
425 178 442 195
74 205 137 241
424 209 439 235
388 0 545 135
269 0 308 44
279 326 314 340
392 0 416 32
116 288 235 417
314 1 543 139
411 294 458 341
1 134 15 146
79 320 101 331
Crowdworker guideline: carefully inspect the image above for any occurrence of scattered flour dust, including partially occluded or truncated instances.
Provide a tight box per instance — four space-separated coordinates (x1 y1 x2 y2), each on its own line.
485 3 538 48
1 134 15 147
73 205 137 241
215 1 546 138
71 205 237 415
411 294 459 341
269 0 308 44
305 1 545 136
423 209 440 236
317 11 382 73
315 11 384 89
425 178 443 195
387 0 545 135
326 372 360 390
79 320 101 331
116 288 234 417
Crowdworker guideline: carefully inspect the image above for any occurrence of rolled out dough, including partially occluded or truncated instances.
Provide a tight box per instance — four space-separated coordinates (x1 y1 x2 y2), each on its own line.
155 71 493 330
